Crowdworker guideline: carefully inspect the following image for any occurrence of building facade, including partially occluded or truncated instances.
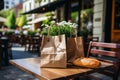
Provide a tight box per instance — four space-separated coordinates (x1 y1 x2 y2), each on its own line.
93 0 120 43
23 0 55 30
22 0 120 43
93 0 105 42
4 0 23 10
12 3 23 17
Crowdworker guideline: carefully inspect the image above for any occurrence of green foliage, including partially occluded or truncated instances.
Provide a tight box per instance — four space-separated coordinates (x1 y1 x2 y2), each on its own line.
41 21 89 39
4 31 14 35
45 12 54 17
4 10 16 29
42 19 51 26
41 26 75 37
81 8 93 17
17 15 27 27
18 9 23 15
59 25 71 37
0 10 10 18
42 12 55 27
49 26 59 36
16 17 21 26
78 27 89 40
41 21 76 37
83 8 93 16
36 0 42 3
81 8 93 22
41 31 48 35
71 11 78 22
28 30 36 36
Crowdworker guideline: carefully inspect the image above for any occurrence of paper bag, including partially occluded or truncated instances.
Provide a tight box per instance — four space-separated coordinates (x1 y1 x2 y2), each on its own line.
40 34 67 68
67 36 84 62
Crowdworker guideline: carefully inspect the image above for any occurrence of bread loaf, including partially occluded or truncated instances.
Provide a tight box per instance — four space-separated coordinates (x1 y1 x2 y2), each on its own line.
72 58 101 68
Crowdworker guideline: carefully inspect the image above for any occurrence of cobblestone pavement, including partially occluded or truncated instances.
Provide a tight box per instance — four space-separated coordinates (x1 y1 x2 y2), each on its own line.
0 44 39 80
0 65 39 80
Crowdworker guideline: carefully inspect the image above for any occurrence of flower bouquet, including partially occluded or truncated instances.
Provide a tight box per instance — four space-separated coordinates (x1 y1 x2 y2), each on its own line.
41 21 78 37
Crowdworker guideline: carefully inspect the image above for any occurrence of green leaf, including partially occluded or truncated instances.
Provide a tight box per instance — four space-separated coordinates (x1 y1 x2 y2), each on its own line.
4 10 16 29
17 15 27 27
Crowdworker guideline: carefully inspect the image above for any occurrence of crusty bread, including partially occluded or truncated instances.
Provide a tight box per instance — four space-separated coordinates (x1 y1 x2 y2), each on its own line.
72 58 101 68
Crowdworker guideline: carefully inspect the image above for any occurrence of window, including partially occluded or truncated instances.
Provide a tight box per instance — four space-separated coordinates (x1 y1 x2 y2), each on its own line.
12 2 14 5
6 6 9 9
71 0 94 36
29 3 31 10
115 0 120 29
6 1 9 4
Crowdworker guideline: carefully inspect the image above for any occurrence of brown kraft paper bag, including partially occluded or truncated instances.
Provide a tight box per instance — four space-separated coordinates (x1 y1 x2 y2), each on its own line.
67 36 84 62
40 34 67 68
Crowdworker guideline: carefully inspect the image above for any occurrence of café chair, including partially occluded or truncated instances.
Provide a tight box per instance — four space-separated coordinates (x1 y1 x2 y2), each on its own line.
24 35 32 51
84 37 99 56
8 43 12 59
86 41 120 80
31 36 41 52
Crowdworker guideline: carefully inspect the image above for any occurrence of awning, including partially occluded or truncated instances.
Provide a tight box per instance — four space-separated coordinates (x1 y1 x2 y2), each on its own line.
0 17 6 22
27 16 47 24
22 25 32 29
27 16 56 24
22 0 67 14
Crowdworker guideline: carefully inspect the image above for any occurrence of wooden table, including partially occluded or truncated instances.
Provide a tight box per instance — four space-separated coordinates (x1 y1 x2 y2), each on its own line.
10 57 113 80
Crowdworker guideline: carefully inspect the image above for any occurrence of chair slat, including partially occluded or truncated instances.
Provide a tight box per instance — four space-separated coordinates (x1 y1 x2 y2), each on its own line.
90 49 117 57
91 42 120 48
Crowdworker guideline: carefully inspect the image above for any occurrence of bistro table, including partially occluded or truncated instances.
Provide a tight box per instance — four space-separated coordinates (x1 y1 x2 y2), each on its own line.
10 57 113 80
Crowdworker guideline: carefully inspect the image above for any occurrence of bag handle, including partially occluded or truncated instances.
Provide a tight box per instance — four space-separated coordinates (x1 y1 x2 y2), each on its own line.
40 27 51 50
75 37 84 56
70 27 77 38
47 26 51 41
58 25 62 42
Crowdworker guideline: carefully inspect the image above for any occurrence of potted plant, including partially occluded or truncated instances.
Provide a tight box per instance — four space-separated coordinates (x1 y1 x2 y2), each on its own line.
28 30 36 36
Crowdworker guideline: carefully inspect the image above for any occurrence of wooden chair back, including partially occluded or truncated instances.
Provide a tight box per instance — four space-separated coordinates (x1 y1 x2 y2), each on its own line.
84 37 99 56
87 41 120 80
31 36 42 52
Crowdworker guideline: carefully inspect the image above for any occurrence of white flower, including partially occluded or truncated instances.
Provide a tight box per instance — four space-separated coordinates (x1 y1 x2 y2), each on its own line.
51 20 56 24
71 23 78 28
57 21 66 26
56 21 78 29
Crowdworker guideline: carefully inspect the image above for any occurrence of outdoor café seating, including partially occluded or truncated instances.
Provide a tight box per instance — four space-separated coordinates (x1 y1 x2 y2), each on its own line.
9 41 120 80
24 35 42 52
31 35 42 52
24 35 32 51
